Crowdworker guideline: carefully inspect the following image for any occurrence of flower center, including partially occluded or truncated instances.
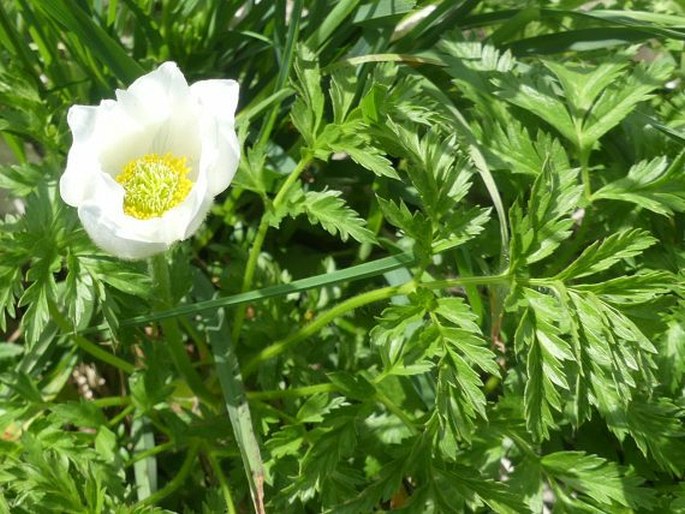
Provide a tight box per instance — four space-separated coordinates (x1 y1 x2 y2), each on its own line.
116 153 193 220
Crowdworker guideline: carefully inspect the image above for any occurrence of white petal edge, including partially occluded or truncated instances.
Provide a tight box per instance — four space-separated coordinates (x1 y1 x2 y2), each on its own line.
115 62 190 125
190 79 240 125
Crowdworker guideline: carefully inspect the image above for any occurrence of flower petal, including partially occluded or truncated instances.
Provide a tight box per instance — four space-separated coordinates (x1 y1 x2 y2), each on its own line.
190 79 240 125
191 80 241 196
79 204 169 260
115 62 190 124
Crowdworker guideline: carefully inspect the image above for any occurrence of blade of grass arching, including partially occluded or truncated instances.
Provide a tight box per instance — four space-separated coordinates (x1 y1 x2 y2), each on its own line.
205 307 265 514
32 0 144 83
506 28 656 56
306 0 361 50
562 8 685 40
393 0 481 51
107 252 414 331
634 111 685 144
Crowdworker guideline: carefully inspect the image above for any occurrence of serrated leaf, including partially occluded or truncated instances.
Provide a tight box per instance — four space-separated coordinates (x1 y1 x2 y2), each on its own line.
337 144 399 179
556 228 656 280
542 451 655 509
329 66 357 124
487 121 570 176
516 290 575 441
510 165 582 267
290 45 325 147
544 60 627 115
593 155 685 215
496 72 577 144
436 466 526 514
580 59 673 147
572 270 673 304
299 189 376 243
433 206 491 253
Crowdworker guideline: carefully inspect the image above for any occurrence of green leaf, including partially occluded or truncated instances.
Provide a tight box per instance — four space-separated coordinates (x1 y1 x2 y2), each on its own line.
50 401 107 429
509 165 582 267
33 0 144 83
622 398 685 476
496 71 577 144
334 142 398 180
329 66 357 124
433 206 491 254
515 290 575 441
580 59 673 147
290 44 325 147
299 189 376 244
542 451 655 510
544 60 627 114
572 270 673 304
486 121 570 176
593 154 685 215
0 343 23 360
0 163 44 197
555 229 656 281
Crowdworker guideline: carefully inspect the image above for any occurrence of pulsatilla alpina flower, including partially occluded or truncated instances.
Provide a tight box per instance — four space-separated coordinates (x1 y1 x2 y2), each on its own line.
60 62 240 259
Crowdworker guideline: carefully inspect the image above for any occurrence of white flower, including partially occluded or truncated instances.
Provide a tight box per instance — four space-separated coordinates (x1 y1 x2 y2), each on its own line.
60 62 240 259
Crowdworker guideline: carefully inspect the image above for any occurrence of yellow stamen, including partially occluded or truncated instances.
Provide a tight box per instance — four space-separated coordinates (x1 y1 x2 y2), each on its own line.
116 153 192 220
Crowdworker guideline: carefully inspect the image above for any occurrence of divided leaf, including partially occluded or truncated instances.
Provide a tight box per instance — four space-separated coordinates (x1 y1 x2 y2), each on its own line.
593 154 685 215
515 291 574 441
299 189 376 244
555 228 656 280
542 451 655 510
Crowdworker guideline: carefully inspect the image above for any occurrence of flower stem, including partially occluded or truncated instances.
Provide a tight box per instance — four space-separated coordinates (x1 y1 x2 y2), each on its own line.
48 301 135 374
207 453 238 514
149 253 217 409
231 154 313 342
243 272 512 375
135 444 199 508
243 281 415 377
247 382 337 401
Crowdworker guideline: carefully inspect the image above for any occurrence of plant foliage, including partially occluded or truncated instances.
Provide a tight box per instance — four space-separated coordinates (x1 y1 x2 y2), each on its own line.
0 0 684 512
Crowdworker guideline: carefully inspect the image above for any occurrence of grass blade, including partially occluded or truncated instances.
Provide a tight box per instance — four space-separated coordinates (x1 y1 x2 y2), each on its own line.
207 309 265 514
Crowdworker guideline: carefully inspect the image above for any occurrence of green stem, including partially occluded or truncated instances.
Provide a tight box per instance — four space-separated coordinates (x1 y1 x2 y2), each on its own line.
243 282 415 376
232 154 314 341
109 404 135 428
375 389 420 435
207 453 238 514
580 145 592 203
243 273 512 375
48 301 135 374
135 444 199 507
247 382 337 401
420 273 511 291
126 440 176 468
149 254 217 409
91 396 130 408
